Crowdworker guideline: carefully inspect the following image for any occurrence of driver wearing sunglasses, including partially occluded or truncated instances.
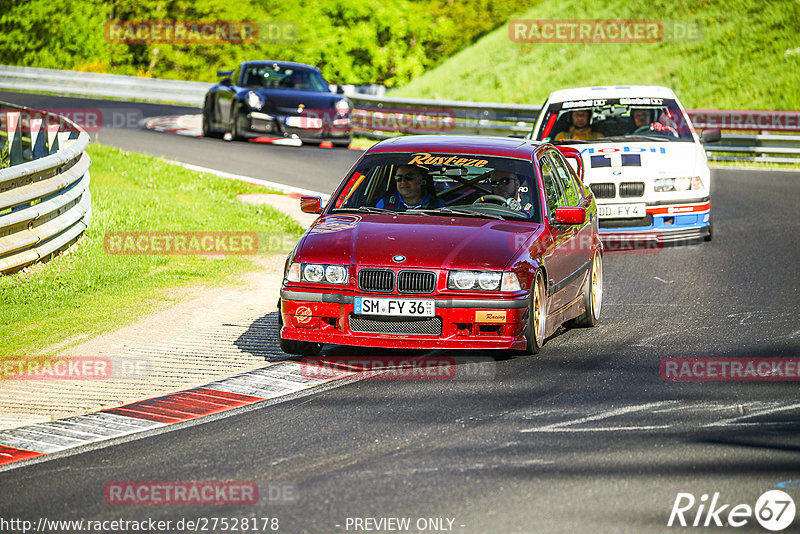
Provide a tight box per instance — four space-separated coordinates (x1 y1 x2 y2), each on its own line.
375 164 445 210
490 170 521 200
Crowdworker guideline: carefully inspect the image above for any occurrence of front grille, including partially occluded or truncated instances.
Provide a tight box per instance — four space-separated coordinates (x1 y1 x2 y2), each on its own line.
397 271 436 294
619 182 645 197
358 269 394 292
590 183 616 199
349 315 443 336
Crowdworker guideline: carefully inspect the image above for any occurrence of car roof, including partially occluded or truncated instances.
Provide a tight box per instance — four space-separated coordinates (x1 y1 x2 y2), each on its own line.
545 85 678 103
240 60 321 73
367 135 548 159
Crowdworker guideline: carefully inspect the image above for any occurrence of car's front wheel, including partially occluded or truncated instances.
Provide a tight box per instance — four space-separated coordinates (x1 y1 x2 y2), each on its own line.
276 303 322 356
570 252 603 327
525 270 547 354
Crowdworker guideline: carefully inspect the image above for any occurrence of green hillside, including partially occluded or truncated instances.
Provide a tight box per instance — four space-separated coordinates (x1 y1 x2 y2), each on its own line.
393 0 800 109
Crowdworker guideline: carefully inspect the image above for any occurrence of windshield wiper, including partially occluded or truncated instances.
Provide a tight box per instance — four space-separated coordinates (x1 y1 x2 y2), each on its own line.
421 207 505 220
332 206 397 214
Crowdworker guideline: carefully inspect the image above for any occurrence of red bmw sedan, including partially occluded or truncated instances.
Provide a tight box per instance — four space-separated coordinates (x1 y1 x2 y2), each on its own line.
278 136 602 355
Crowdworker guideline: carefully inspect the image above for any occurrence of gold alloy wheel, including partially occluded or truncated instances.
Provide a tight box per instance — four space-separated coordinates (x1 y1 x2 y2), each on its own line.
533 271 546 347
590 253 603 321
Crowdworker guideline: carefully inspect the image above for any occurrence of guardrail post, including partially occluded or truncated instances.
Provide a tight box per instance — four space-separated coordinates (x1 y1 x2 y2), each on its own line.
5 110 23 166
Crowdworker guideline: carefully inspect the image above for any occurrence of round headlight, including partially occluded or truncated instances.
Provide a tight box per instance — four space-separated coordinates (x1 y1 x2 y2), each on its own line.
325 265 347 284
477 272 502 290
674 177 691 191
452 271 476 290
303 264 324 282
246 91 263 110
335 99 350 115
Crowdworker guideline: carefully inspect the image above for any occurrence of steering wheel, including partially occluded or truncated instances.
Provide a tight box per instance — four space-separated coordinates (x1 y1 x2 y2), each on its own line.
633 125 653 134
473 195 509 206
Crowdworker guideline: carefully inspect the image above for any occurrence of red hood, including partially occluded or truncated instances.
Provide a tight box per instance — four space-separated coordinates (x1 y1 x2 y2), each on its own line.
296 213 542 271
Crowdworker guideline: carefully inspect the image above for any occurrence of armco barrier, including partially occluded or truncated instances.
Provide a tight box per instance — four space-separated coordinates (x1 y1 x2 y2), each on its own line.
1 65 798 163
0 101 92 274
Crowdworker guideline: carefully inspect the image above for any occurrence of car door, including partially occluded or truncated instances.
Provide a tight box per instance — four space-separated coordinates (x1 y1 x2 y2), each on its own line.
548 150 593 302
537 155 572 313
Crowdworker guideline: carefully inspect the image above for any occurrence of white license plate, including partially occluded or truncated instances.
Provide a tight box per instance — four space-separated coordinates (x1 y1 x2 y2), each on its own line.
598 203 646 219
354 297 434 317
285 116 323 129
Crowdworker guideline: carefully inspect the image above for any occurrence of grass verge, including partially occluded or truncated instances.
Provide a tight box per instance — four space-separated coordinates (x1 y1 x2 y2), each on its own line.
0 143 304 359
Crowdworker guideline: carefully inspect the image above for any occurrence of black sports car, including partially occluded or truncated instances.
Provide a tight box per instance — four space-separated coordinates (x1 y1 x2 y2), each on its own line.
202 61 352 146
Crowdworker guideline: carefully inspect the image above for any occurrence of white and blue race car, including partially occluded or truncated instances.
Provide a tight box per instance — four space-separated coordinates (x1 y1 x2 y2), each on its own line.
528 86 720 245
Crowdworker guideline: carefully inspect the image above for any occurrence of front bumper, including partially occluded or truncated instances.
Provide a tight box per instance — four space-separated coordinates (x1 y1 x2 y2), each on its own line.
239 111 352 142
280 289 530 351
598 200 711 244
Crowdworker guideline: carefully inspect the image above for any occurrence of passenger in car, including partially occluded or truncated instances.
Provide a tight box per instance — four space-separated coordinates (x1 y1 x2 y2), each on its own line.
555 110 604 141
376 165 446 210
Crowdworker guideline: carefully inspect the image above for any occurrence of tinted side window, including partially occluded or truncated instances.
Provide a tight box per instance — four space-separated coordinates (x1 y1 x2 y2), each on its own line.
549 152 581 207
539 157 564 217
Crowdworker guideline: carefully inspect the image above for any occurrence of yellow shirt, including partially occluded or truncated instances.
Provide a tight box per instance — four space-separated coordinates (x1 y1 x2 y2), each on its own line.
555 126 603 141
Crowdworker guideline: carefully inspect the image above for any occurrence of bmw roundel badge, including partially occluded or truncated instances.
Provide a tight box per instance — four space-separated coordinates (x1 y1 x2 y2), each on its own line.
392 255 406 263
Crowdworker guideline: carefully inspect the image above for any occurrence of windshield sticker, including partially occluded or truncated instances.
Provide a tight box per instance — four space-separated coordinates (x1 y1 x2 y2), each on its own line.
308 215 361 235
408 153 488 168
563 99 606 109
620 98 664 105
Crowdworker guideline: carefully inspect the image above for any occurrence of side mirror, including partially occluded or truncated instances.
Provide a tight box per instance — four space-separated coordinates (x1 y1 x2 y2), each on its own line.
220 78 233 87
336 85 345 94
554 206 586 225
700 128 721 143
217 69 233 77
300 196 322 214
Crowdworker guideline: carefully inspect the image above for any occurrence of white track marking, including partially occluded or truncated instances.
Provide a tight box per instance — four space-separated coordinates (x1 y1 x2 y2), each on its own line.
162 159 329 199
519 401 676 433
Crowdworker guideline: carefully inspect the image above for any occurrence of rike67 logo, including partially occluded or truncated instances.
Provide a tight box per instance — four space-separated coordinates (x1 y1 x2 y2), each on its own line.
668 490 796 531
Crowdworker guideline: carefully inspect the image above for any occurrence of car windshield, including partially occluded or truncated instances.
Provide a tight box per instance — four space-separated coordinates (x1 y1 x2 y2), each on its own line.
327 152 542 222
241 65 329 92
533 97 695 143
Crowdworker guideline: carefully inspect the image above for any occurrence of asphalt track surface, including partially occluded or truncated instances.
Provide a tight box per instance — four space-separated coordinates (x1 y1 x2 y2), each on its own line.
1 92 800 533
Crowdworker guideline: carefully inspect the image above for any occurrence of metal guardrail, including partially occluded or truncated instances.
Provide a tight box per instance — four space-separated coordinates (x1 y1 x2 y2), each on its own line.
1 65 798 163
0 101 92 274
0 65 211 106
